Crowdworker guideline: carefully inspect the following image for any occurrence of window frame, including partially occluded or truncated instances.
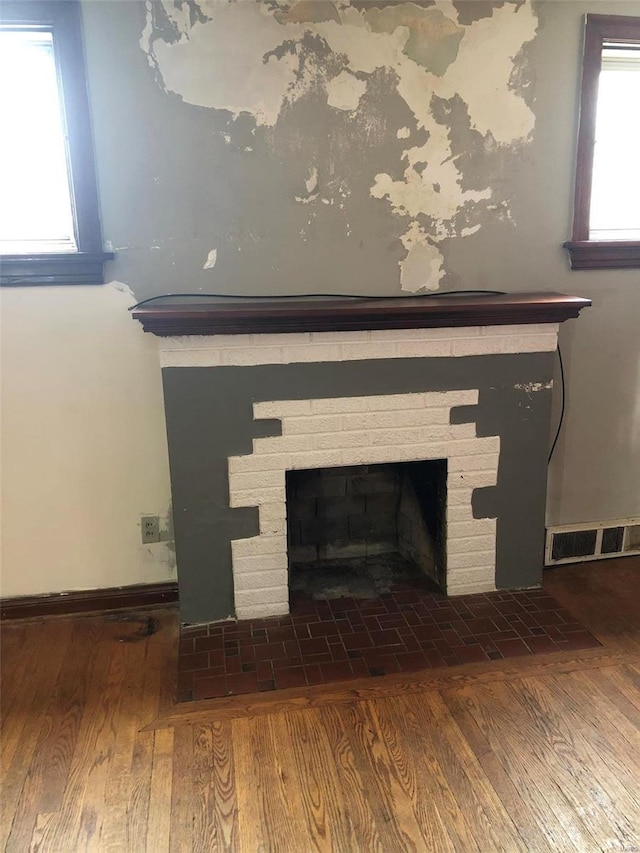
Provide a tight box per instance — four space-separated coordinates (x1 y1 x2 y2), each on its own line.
0 0 112 285
564 14 640 271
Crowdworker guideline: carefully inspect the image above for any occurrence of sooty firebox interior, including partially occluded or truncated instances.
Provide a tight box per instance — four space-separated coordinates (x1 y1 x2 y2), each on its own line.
286 461 447 602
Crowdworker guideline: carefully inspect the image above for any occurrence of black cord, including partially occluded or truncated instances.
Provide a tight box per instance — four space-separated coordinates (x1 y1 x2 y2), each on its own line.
128 289 506 311
548 345 565 463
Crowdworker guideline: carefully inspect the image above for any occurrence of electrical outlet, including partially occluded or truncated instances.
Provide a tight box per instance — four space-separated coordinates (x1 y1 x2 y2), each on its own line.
141 516 160 543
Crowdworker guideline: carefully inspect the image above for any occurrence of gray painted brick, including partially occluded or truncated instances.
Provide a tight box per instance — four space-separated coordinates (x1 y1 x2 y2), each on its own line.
252 418 283 439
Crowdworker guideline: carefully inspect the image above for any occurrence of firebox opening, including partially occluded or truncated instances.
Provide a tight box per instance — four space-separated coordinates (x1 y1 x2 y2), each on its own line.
286 461 447 602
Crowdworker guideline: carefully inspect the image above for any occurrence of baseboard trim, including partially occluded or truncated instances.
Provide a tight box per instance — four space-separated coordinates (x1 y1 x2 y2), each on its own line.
0 582 179 620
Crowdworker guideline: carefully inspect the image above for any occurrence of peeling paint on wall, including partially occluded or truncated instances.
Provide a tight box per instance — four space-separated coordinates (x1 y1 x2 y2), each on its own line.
399 221 445 292
274 1 341 26
140 0 305 126
365 4 464 75
203 248 218 270
514 381 553 393
326 70 367 111
305 167 318 194
141 1 538 292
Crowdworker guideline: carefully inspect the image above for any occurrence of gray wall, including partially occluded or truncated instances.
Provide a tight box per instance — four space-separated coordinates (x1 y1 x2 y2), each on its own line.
81 0 640 529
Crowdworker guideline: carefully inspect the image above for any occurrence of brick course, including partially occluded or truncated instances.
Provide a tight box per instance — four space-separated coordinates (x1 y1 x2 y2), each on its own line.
160 325 559 369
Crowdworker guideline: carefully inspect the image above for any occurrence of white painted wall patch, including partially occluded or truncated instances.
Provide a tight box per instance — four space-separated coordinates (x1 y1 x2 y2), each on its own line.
326 70 367 111
203 249 218 270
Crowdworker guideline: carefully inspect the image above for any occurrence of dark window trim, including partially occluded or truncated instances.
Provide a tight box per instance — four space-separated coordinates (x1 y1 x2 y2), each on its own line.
564 14 640 271
0 1 113 285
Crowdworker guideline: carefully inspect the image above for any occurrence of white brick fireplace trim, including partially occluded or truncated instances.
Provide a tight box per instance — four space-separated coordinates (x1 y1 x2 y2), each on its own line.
227 390 499 620
159 323 559 368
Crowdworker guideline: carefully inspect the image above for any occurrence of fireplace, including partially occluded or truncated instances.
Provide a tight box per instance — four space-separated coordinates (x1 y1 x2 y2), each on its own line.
226 387 502 618
133 292 590 625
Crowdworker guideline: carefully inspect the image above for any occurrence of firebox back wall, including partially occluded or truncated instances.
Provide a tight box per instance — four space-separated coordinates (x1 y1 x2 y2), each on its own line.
287 465 403 562
163 351 553 624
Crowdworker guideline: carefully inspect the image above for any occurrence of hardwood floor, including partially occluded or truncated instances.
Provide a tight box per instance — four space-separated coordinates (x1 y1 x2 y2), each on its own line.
2 557 639 852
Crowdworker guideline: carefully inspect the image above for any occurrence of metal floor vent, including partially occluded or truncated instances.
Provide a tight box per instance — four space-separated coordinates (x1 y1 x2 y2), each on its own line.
545 517 640 566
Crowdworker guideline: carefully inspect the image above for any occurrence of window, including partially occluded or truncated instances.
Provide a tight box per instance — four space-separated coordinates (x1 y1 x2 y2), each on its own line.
564 15 640 270
0 1 112 285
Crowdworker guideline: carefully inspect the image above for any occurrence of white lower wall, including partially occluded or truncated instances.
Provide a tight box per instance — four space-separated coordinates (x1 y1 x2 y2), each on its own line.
0 282 175 598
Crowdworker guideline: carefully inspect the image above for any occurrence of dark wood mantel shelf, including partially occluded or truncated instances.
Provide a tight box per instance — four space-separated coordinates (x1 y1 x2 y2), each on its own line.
132 292 591 336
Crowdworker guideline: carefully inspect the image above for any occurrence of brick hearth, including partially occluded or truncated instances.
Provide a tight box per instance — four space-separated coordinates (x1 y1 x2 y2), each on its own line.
177 581 600 702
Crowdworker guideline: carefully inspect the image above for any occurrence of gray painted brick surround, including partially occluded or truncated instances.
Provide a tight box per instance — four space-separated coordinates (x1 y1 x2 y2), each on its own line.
162 351 554 624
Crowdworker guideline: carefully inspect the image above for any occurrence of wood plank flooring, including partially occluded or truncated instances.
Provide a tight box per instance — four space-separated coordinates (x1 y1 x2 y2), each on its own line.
1 557 639 852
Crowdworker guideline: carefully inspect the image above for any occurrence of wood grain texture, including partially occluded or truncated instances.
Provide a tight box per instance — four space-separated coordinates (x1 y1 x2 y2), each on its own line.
145 728 174 853
0 582 178 620
1 620 72 779
131 291 591 336
319 705 389 852
564 240 640 269
442 689 562 853
519 674 640 844
334 701 432 851
282 711 353 851
234 714 308 852
448 681 597 851
1 557 639 852
395 691 528 851
145 645 626 729
1 620 76 852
